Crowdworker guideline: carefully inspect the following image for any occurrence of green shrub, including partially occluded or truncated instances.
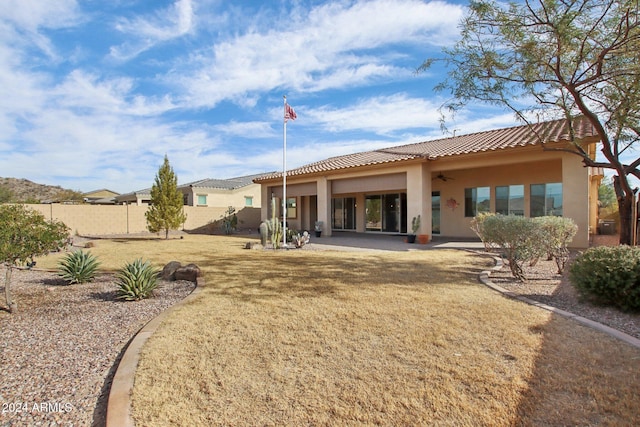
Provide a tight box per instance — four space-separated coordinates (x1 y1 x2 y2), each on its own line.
116 259 159 301
569 246 640 311
470 212 496 251
58 250 100 284
533 216 577 273
482 215 546 281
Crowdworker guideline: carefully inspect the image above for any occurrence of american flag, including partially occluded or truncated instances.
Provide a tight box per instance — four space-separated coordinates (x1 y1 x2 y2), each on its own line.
285 103 297 121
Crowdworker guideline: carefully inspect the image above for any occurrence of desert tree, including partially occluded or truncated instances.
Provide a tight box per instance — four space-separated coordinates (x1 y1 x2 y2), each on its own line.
420 0 640 245
0 204 69 313
145 155 187 239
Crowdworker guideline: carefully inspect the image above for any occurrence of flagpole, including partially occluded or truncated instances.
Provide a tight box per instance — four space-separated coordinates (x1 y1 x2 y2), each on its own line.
283 95 287 249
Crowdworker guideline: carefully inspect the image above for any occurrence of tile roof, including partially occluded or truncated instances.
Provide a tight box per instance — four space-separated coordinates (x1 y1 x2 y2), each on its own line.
255 116 598 181
182 172 273 190
115 173 273 198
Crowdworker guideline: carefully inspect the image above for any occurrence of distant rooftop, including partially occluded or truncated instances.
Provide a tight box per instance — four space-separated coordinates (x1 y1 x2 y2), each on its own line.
117 172 272 197
182 173 271 190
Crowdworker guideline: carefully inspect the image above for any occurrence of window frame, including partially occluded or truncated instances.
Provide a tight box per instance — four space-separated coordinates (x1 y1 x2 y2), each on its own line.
464 187 491 217
530 182 563 217
495 184 525 216
286 197 297 219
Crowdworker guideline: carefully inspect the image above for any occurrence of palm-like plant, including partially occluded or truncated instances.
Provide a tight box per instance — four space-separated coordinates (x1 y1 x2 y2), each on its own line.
58 250 100 284
116 258 159 301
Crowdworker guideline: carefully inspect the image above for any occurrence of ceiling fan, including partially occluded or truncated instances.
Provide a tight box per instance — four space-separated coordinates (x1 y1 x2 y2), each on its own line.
433 173 454 182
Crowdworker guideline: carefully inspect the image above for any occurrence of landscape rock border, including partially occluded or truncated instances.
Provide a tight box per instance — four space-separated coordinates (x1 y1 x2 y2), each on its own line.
478 253 640 350
105 276 204 427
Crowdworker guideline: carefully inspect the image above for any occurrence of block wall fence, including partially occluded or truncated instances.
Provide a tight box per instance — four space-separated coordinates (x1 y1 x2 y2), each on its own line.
24 204 262 236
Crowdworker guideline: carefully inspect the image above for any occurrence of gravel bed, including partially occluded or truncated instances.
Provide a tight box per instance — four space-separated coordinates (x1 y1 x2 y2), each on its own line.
488 253 640 340
0 267 195 427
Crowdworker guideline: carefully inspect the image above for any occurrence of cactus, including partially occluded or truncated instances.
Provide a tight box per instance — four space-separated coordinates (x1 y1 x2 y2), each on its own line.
411 215 421 234
258 198 284 249
259 221 269 245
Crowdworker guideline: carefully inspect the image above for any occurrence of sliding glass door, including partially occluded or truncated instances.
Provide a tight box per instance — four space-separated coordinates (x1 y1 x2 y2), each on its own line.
365 193 407 233
332 197 356 230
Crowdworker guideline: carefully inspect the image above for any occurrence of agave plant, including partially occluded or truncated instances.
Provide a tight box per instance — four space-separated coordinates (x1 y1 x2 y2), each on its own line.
58 250 100 284
116 258 159 301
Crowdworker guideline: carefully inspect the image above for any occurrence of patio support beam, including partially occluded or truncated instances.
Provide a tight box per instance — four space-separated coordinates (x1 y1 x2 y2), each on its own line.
406 163 432 238
260 184 270 222
562 153 589 248
317 176 332 237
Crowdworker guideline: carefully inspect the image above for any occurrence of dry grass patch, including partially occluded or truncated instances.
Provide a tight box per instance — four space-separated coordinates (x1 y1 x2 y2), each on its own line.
37 235 640 425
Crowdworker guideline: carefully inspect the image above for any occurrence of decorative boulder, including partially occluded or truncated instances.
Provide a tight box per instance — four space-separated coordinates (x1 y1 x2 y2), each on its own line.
175 263 202 283
244 242 263 250
162 261 183 281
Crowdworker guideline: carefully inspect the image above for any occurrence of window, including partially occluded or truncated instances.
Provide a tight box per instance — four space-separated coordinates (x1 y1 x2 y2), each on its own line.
531 183 563 217
286 197 297 219
464 187 490 217
496 185 524 216
244 196 253 207
432 191 441 234
197 194 207 206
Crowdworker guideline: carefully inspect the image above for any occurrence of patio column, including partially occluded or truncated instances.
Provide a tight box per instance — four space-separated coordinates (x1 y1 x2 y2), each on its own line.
406 163 432 237
317 176 332 237
260 184 270 222
562 153 589 248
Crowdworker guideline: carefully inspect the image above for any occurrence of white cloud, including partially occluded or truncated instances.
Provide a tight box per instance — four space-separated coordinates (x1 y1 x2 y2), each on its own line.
212 121 276 138
0 0 82 59
52 70 176 116
110 0 195 61
305 94 443 134
175 0 464 108
0 0 81 31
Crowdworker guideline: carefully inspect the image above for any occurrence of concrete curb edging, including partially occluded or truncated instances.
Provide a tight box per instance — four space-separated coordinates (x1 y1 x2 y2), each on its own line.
479 255 640 350
105 277 204 427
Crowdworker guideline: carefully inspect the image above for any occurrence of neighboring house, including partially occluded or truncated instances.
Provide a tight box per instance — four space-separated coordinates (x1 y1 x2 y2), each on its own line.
115 173 270 209
82 189 120 204
114 188 151 205
254 117 603 248
180 173 268 209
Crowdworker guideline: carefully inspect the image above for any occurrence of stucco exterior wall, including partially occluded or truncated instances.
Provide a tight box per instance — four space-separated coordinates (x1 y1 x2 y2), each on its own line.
24 204 261 236
183 183 262 208
429 158 562 237
259 145 596 247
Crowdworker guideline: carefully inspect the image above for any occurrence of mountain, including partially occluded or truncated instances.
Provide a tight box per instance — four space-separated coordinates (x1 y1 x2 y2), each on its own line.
0 177 80 203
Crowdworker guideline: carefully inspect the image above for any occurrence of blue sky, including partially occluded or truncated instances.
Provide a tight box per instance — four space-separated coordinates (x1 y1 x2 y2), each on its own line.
0 0 524 194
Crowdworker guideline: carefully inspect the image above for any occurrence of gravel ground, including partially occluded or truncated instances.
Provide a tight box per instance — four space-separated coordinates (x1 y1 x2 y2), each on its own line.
0 267 195 427
487 235 640 340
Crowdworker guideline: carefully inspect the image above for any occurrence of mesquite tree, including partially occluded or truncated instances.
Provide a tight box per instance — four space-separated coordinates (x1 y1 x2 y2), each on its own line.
145 155 187 239
0 204 69 313
421 0 640 244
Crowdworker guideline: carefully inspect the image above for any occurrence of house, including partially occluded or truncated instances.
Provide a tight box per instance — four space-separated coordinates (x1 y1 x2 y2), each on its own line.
179 173 268 209
82 189 120 204
254 117 603 248
115 173 270 210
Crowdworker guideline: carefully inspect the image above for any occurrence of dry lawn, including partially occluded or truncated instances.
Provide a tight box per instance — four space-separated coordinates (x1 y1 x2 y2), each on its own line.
39 235 640 425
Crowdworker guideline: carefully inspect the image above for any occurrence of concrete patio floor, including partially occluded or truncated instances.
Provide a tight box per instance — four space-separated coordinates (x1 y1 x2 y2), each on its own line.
306 232 486 252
